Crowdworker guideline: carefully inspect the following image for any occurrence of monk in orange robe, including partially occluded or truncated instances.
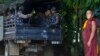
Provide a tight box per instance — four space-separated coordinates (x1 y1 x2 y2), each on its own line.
82 10 98 56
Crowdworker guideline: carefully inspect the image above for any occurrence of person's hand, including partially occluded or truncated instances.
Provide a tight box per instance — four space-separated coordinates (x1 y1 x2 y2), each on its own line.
87 40 91 47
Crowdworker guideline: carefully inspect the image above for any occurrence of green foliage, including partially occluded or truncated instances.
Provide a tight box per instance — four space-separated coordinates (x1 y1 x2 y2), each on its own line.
61 0 100 56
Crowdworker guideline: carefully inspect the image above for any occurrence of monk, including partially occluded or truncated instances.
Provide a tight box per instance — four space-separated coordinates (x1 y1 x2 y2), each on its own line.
82 10 98 56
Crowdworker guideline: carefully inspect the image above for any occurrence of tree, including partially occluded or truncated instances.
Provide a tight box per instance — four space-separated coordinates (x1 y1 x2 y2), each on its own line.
61 0 100 56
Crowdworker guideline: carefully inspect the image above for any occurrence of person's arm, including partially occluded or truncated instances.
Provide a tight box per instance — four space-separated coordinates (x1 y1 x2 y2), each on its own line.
18 12 32 19
53 14 59 24
87 21 96 47
55 16 59 24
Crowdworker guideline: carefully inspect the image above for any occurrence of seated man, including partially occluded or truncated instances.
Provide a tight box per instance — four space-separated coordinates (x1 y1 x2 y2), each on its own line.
34 8 60 28
16 6 32 26
31 9 51 27
49 7 60 27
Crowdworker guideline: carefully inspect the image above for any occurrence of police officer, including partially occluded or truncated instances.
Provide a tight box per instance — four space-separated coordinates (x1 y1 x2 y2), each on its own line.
50 7 60 27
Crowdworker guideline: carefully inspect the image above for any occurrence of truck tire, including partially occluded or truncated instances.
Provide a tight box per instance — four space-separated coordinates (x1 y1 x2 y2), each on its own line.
4 43 9 56
4 41 19 56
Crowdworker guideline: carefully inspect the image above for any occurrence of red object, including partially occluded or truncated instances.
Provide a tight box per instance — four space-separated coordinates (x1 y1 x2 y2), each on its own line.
82 18 98 56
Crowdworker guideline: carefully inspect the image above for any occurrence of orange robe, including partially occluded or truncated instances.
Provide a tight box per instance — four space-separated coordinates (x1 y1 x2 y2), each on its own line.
82 18 98 56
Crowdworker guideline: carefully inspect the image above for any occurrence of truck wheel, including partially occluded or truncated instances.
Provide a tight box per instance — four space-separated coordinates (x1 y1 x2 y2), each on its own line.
4 43 9 56
4 41 19 56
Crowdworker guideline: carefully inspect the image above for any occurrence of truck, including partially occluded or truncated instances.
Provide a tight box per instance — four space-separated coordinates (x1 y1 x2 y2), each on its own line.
4 17 62 56
2 1 63 56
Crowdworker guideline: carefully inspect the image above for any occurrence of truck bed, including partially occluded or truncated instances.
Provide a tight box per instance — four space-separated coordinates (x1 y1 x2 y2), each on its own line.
4 27 62 41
